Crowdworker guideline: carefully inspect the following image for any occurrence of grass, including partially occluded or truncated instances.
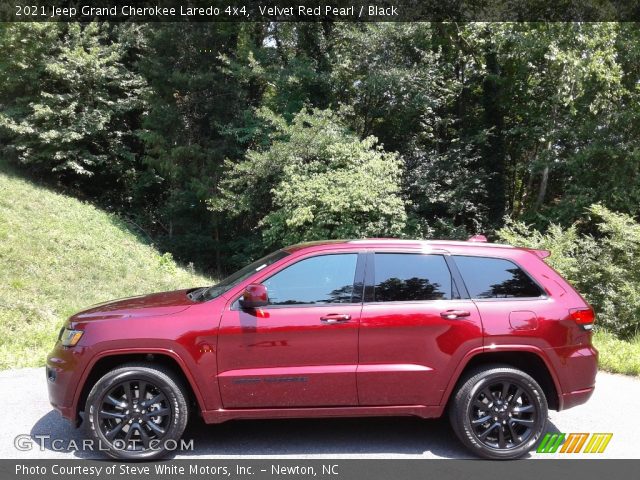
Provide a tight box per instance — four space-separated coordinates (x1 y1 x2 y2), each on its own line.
0 161 212 370
593 330 640 376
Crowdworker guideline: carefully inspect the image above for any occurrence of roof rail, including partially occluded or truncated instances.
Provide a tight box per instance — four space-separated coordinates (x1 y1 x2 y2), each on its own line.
467 234 488 242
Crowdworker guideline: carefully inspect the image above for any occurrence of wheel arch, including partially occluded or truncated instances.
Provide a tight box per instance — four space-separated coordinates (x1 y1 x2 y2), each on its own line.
442 348 560 411
74 350 205 424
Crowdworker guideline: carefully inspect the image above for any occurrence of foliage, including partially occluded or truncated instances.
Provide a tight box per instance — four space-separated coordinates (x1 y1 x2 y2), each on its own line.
0 23 147 194
498 205 640 338
2 22 640 276
213 108 407 249
0 160 211 369
135 23 248 273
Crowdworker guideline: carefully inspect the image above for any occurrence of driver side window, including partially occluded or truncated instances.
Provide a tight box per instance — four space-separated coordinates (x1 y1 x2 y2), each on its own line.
263 254 358 306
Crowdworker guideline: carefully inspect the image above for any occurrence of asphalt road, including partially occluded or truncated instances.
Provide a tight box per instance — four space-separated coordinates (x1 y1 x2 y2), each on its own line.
1 368 637 459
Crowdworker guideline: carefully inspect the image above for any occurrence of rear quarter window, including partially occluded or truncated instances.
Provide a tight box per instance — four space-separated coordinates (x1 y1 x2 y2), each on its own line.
453 255 544 299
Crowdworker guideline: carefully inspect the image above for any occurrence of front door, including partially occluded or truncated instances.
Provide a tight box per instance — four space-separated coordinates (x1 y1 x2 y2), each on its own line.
217 252 363 408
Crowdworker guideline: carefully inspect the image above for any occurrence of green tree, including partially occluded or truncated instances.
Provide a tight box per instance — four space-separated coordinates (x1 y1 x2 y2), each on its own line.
491 23 627 223
3 21 640 278
137 23 252 273
212 108 406 250
0 23 146 196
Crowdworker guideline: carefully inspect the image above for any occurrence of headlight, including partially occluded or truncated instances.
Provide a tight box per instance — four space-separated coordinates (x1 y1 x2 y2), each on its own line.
59 328 84 347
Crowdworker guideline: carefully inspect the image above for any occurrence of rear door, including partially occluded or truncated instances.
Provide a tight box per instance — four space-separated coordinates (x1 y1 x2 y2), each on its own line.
357 251 483 406
218 252 364 408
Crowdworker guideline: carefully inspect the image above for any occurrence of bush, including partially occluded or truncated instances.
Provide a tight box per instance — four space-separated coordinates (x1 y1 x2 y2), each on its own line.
212 108 407 250
498 204 640 338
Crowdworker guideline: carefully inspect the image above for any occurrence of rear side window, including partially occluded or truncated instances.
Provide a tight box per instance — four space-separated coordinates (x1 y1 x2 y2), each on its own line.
453 256 543 299
373 253 455 302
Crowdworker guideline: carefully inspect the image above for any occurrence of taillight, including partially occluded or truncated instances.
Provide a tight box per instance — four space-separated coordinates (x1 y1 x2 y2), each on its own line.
569 307 595 330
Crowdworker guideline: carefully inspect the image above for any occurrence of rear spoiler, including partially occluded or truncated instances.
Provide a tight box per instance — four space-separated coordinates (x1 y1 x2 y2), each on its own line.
465 235 550 258
524 248 551 259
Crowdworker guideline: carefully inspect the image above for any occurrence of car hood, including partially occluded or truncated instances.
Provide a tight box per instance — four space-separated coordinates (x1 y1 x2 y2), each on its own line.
70 289 195 322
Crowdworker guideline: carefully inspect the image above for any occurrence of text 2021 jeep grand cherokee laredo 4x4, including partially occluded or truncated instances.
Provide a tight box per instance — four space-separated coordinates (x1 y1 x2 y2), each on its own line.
46 238 597 460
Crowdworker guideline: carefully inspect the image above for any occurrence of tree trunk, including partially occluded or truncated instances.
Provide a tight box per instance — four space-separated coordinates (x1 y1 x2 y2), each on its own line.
534 138 553 211
535 165 549 210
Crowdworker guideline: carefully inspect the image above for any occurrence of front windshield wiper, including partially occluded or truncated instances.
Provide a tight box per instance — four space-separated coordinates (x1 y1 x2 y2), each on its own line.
187 287 208 302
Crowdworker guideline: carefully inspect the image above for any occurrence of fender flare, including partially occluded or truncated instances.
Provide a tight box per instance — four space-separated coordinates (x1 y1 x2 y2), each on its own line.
439 344 563 408
71 347 207 419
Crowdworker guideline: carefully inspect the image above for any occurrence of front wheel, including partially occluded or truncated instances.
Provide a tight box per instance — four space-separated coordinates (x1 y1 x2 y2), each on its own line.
85 363 189 460
449 365 548 459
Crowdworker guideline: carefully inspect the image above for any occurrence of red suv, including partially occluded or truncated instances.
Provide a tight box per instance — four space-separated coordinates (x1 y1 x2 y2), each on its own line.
46 238 597 460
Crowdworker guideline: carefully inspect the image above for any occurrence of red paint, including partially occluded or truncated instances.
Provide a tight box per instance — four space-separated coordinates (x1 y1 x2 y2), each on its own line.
47 239 597 425
217 302 361 408
357 299 482 406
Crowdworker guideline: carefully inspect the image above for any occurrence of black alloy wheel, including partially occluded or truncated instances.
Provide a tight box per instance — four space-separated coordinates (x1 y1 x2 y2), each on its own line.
449 365 548 459
86 363 189 460
98 379 172 450
469 379 538 450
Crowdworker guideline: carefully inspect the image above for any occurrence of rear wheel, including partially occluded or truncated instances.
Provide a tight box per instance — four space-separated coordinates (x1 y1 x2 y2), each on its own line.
449 365 548 459
85 363 189 460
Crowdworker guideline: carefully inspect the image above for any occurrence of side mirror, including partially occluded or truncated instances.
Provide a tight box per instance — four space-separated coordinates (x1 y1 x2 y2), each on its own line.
239 283 269 309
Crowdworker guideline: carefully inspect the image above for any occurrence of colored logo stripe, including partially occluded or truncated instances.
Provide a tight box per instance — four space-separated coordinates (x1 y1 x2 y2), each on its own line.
537 433 565 453
560 433 589 453
537 432 613 454
584 433 613 453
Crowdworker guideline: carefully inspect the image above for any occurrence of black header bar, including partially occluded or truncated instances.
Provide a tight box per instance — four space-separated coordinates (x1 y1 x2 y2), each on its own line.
2 0 640 22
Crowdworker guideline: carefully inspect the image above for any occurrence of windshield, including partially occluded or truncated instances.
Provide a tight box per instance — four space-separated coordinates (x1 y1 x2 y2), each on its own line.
200 250 290 301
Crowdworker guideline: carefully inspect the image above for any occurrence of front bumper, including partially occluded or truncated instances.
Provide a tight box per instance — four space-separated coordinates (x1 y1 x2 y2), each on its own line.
46 342 87 426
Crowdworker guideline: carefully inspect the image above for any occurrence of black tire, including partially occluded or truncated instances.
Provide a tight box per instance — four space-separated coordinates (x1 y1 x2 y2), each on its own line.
85 363 189 460
449 365 548 460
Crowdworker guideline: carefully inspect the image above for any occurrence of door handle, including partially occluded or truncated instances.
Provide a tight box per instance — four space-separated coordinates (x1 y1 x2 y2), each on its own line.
320 314 351 323
440 310 471 320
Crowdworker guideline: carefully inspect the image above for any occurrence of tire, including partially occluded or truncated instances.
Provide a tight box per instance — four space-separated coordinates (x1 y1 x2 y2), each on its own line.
85 363 189 460
449 365 548 460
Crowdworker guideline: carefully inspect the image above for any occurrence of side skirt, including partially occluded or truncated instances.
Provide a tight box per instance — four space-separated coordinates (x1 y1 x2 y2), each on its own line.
201 405 443 424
